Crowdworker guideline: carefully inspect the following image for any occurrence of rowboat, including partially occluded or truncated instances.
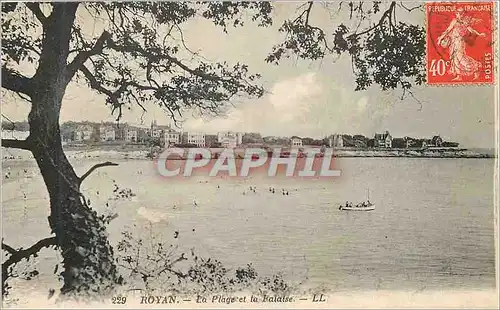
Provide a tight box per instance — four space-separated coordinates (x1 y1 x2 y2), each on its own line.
339 188 375 211
339 203 375 211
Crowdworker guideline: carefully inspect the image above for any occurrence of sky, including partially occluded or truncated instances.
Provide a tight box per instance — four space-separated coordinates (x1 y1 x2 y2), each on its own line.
1 2 497 148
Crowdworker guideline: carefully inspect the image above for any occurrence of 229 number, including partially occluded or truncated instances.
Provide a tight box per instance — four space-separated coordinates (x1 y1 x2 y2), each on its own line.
112 296 127 304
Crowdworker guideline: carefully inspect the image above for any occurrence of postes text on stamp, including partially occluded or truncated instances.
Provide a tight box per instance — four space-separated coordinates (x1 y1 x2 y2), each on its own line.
426 1 495 85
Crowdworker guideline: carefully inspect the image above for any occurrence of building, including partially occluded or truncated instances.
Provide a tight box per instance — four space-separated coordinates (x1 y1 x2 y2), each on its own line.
125 127 138 142
431 135 443 147
113 124 126 141
149 120 164 139
99 125 116 141
290 136 303 147
403 136 416 148
374 131 392 148
74 124 94 141
415 139 430 149
164 127 181 146
217 131 242 149
182 132 206 147
329 134 344 148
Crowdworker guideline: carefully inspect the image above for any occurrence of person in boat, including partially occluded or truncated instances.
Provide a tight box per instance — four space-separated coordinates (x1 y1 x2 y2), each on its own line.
367 200 371 206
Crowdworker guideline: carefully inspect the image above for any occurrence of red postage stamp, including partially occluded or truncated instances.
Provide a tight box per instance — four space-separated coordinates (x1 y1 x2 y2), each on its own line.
426 1 495 85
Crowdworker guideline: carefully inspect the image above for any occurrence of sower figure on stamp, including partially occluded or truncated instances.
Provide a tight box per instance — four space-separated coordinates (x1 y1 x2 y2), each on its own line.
437 7 486 81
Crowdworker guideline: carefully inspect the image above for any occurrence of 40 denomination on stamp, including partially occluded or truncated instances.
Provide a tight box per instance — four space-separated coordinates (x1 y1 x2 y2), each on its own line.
426 1 495 85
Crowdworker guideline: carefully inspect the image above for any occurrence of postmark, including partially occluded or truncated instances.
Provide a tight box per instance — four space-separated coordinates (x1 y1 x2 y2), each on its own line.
426 1 495 85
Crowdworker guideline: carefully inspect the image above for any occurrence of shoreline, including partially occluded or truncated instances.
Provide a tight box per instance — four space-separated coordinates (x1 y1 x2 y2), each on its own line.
1 147 495 161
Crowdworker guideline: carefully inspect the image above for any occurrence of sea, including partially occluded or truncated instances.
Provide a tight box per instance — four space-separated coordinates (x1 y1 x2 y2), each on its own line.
1 157 496 299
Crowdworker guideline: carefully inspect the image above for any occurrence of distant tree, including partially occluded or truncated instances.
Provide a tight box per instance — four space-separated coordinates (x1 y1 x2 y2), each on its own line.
1 121 15 131
1 2 271 298
302 137 314 145
353 135 367 142
242 132 263 144
148 137 165 149
442 141 459 148
1 120 29 131
321 137 330 146
90 126 100 143
392 138 406 148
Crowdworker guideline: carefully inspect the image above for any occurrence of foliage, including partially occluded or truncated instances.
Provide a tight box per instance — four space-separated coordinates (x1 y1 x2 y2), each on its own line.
2 2 272 123
266 1 426 94
242 132 264 144
116 227 295 297
1 120 29 131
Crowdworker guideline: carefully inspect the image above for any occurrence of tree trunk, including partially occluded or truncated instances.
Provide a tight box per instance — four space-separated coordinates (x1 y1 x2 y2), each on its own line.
18 3 122 297
28 95 122 297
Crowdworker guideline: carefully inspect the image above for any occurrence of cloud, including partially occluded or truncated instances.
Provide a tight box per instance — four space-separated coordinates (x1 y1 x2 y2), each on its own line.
183 72 325 136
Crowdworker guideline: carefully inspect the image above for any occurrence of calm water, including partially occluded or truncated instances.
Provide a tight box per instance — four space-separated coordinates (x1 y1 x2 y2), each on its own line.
1 157 496 294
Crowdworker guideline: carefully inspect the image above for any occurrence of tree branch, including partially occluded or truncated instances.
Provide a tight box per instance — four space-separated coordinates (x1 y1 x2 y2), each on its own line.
1 243 16 255
65 31 111 80
24 3 47 25
347 1 396 39
105 38 242 86
79 161 119 184
1 67 33 96
79 65 115 98
2 237 57 268
1 138 32 151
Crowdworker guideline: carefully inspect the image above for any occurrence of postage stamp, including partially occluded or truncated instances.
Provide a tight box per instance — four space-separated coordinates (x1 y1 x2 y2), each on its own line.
426 1 495 85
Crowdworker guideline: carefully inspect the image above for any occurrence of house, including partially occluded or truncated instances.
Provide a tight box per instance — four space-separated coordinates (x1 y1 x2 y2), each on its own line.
1 130 29 141
217 132 242 148
74 124 94 141
329 134 344 148
182 132 206 147
414 139 431 149
125 127 138 142
164 127 181 147
403 136 416 148
99 125 116 141
114 124 127 141
290 136 303 147
431 135 443 147
374 131 392 148
149 120 164 139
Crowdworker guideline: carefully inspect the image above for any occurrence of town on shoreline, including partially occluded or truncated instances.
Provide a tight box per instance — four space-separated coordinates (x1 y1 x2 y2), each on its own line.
1 120 494 159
